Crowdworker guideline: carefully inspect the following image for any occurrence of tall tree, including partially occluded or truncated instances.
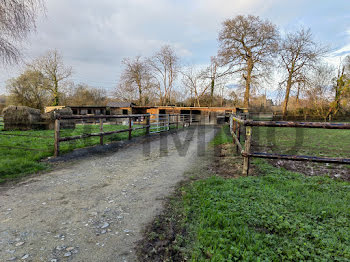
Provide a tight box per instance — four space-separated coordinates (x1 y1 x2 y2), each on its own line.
181 65 210 107
119 56 153 105
0 0 44 64
218 15 279 108
148 45 179 105
30 50 72 106
279 28 326 118
6 69 50 110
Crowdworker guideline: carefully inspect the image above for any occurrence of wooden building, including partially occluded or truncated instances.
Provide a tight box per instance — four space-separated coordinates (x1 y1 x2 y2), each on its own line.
107 102 136 115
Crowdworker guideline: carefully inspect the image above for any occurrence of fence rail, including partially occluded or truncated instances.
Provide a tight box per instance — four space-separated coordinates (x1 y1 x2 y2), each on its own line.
54 113 191 157
230 114 350 176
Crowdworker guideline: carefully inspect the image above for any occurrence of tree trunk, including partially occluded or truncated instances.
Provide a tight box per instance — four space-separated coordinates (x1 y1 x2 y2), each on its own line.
210 78 215 106
138 86 142 106
282 74 293 119
53 81 59 106
243 59 253 109
296 84 300 108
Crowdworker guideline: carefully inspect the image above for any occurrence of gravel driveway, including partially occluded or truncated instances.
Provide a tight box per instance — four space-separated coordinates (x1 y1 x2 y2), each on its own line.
0 126 216 262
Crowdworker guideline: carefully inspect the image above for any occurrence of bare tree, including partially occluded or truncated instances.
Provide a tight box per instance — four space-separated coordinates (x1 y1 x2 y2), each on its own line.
181 65 210 107
304 63 334 120
119 56 154 105
65 84 107 106
327 56 350 119
218 15 279 108
0 0 44 64
114 82 138 102
30 50 72 106
201 56 231 106
148 45 179 105
6 69 50 110
279 28 327 118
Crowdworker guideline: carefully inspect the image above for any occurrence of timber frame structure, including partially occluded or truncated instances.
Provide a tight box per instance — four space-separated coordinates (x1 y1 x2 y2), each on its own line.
230 114 350 176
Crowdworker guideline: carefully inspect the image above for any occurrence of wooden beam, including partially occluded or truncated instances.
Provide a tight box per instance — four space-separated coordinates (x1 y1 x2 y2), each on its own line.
54 119 60 157
242 126 252 176
244 120 350 129
248 152 350 165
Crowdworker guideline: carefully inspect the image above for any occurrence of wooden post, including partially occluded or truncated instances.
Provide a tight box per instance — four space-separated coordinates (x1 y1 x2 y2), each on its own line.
236 123 241 154
232 121 237 146
54 119 60 157
167 114 170 131
146 115 150 135
176 114 179 129
128 117 132 140
189 111 192 126
99 118 104 145
242 126 252 176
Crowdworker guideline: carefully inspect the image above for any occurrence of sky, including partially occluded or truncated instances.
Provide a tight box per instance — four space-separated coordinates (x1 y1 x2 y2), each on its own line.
0 0 349 98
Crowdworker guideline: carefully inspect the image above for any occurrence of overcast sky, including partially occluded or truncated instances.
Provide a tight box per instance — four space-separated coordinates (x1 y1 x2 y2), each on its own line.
0 0 349 96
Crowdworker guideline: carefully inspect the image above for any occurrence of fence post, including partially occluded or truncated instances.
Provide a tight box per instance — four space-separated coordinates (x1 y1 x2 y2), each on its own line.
99 118 104 145
128 117 132 140
167 114 170 131
176 114 179 129
146 115 150 135
232 121 237 146
242 126 252 176
190 111 192 126
236 123 241 154
54 119 60 157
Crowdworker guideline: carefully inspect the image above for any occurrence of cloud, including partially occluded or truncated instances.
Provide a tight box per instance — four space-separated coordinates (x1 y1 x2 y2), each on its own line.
1 0 350 95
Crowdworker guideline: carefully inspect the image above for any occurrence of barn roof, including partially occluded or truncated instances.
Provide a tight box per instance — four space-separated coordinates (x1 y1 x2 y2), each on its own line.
107 102 136 108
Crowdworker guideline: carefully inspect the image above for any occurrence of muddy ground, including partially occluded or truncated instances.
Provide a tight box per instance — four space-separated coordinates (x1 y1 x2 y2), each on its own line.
0 125 217 262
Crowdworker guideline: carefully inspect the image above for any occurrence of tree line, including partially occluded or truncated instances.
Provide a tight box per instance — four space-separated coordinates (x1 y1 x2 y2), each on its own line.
0 1 349 119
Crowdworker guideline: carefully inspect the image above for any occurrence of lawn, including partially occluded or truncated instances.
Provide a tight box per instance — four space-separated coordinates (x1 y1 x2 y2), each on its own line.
251 126 350 158
0 124 147 182
181 160 350 261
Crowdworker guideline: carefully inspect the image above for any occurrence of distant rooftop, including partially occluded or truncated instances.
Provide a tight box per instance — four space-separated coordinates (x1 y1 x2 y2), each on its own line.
107 102 136 108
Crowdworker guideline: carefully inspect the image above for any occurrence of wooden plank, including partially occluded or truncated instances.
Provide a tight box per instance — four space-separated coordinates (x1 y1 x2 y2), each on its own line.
146 115 150 134
248 152 350 165
54 119 60 157
99 118 104 145
244 120 350 129
231 115 245 124
128 117 132 140
58 114 146 120
237 123 241 154
59 126 147 142
242 126 252 176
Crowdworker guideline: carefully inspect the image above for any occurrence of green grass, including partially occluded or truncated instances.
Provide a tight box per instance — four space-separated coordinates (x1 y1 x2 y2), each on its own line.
180 160 350 261
210 125 233 146
0 124 146 182
253 126 350 158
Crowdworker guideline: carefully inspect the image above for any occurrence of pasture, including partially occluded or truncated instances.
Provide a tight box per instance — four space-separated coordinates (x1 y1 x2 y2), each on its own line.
0 124 146 182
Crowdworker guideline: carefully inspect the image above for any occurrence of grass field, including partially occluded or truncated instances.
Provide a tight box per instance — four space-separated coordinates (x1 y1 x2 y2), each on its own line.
181 160 350 261
0 124 146 183
146 126 350 261
252 126 350 158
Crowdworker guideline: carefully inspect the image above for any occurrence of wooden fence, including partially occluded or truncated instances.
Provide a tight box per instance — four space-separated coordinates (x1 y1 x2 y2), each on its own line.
54 114 191 157
230 114 350 176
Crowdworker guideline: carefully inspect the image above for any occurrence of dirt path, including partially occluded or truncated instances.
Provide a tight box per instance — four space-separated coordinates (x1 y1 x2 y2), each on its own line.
0 126 216 262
